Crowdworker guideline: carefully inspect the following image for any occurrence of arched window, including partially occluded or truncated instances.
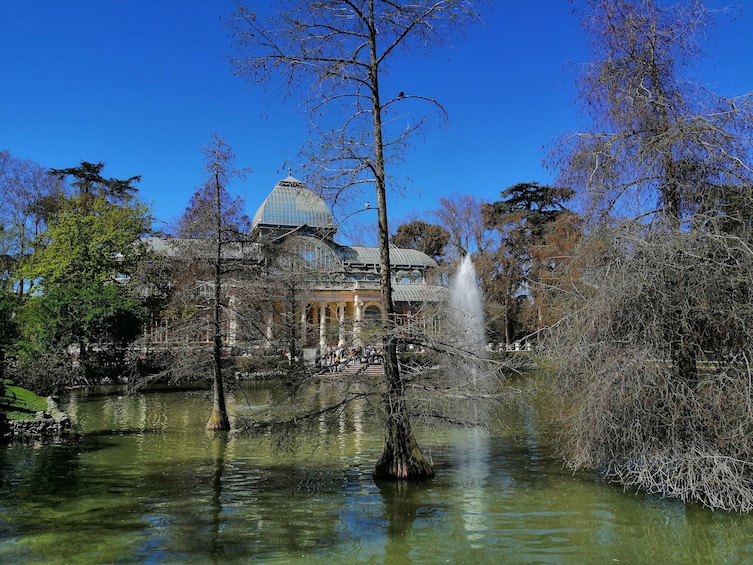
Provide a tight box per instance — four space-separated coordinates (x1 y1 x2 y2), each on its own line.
364 305 382 320
284 235 341 271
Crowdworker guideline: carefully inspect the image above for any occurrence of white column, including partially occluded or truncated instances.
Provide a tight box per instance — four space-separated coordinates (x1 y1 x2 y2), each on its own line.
265 311 274 342
319 302 328 349
337 302 347 347
353 296 363 345
300 305 308 347
227 296 237 346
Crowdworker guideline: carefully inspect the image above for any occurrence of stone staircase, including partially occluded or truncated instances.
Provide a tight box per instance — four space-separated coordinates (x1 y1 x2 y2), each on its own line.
321 362 384 378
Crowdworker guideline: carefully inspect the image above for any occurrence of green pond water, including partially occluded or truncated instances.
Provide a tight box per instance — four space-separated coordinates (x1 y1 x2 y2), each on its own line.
1 381 753 564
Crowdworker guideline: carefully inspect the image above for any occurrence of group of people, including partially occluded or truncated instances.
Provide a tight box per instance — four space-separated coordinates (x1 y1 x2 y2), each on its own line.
485 341 532 352
315 344 383 370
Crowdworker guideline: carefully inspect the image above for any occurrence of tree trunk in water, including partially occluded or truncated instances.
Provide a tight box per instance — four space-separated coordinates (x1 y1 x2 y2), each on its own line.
369 120 434 477
206 167 230 432
206 312 230 430
364 0 432 479
373 344 434 480
206 348 230 431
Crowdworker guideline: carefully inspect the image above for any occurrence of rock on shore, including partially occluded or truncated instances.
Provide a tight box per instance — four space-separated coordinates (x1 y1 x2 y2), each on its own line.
1 396 72 445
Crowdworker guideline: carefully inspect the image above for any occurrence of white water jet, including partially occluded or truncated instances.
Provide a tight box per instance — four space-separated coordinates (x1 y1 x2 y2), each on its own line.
449 254 486 354
448 256 490 535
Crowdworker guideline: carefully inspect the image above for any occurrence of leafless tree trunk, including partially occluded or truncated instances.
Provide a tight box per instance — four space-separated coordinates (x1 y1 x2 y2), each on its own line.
206 161 231 431
148 134 252 431
230 0 485 479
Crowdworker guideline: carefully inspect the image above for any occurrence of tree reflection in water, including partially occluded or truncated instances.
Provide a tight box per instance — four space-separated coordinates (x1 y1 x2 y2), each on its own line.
2 383 753 563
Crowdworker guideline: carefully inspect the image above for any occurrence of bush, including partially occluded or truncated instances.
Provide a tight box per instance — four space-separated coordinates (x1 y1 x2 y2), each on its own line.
398 350 439 368
6 352 81 397
237 354 287 374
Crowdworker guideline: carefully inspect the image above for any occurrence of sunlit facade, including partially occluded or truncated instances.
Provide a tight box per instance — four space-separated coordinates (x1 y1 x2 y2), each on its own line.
252 176 448 352
146 175 448 355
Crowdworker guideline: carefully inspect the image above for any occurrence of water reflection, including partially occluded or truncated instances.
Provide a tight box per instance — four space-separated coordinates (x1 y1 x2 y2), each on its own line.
449 427 490 546
208 435 227 562
0 382 753 563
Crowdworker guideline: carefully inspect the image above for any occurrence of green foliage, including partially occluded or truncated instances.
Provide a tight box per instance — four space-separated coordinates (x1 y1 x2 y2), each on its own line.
17 282 147 382
26 284 146 349
236 355 288 374
391 220 450 262
484 182 574 249
12 173 155 385
0 289 18 368
48 160 140 209
21 197 152 290
482 182 577 341
7 350 79 397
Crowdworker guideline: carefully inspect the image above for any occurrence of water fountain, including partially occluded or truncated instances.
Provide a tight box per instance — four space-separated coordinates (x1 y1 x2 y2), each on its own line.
448 254 486 354
447 254 490 536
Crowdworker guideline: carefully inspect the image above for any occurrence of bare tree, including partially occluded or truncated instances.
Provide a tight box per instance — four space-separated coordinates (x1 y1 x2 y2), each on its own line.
172 134 252 431
432 193 491 261
548 0 753 511
554 0 752 227
229 0 486 479
431 193 519 344
0 151 61 292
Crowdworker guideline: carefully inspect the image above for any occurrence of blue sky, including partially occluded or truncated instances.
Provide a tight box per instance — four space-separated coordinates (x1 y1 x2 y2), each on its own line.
2 1 751 244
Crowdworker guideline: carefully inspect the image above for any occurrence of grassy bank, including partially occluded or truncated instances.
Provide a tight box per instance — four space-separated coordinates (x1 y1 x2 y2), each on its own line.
1 380 48 420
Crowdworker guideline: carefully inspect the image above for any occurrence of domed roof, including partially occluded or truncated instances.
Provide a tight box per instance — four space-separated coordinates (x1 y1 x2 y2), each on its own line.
252 175 335 232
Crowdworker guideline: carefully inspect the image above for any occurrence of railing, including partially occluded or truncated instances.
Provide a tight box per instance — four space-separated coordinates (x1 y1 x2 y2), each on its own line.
310 278 436 291
310 279 382 291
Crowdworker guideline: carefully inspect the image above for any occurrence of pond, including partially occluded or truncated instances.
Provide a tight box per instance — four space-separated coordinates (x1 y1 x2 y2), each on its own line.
1 381 753 564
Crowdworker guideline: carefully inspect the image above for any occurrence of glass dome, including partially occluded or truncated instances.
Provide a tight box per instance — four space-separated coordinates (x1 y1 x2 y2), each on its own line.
252 176 335 231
